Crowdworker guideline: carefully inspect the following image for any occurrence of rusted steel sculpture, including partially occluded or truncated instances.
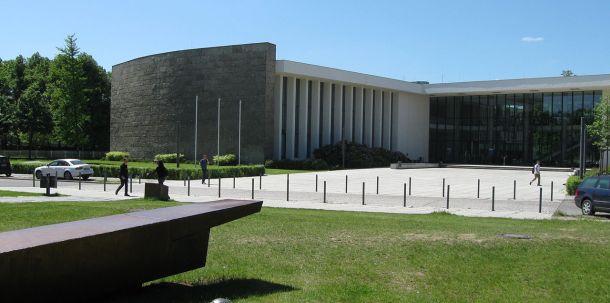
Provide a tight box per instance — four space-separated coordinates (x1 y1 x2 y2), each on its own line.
0 199 262 302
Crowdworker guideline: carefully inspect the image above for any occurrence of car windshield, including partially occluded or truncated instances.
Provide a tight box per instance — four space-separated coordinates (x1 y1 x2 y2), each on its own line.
70 160 84 165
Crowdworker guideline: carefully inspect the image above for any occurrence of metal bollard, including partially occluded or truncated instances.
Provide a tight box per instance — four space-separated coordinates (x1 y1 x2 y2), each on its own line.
376 176 379 195
251 178 254 199
442 178 445 197
46 174 50 196
218 177 221 198
513 180 516 200
233 176 236 189
323 181 327 203
492 186 495 211
183 177 186 187
362 182 365 205
345 175 348 193
403 183 406 207
286 174 289 201
316 174 318 192
409 177 412 196
130 176 133 193
446 185 450 209
551 181 554 201
208 175 211 187
188 176 191 196
32 172 35 187
79 174 81 190
259 173 262 189
477 179 480 198
539 188 543 213
103 173 107 192
139 175 141 184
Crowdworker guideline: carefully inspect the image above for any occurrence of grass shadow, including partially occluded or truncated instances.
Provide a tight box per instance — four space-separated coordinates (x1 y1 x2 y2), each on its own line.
107 278 297 302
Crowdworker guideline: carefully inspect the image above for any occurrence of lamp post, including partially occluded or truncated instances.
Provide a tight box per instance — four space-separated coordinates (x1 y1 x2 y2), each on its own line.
217 98 221 159
238 99 242 165
194 95 198 162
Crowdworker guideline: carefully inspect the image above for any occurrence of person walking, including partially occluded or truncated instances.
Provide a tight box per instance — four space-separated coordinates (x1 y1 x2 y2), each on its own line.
115 157 130 196
200 154 209 184
529 160 541 186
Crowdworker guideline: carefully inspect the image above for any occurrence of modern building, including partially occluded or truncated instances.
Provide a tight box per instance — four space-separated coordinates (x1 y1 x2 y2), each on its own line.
111 43 610 166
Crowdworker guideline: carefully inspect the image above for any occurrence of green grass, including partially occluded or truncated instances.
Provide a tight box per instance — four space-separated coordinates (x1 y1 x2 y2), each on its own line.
265 168 320 175
0 190 43 197
2 203 609 302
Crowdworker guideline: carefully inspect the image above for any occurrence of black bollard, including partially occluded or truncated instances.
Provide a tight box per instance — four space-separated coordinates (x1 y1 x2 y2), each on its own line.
316 174 318 192
551 181 554 201
446 185 450 209
345 175 348 193
376 176 379 195
218 177 221 198
403 183 406 207
183 176 186 186
259 173 262 189
139 175 141 184
477 179 480 198
188 176 191 196
32 172 35 187
208 175 211 187
233 176 236 189
323 181 327 203
286 174 289 201
251 178 254 199
103 173 107 192
513 180 516 200
409 177 412 196
442 178 445 197
539 188 543 213
79 174 81 190
362 182 365 205
46 174 50 196
130 176 133 193
492 186 495 211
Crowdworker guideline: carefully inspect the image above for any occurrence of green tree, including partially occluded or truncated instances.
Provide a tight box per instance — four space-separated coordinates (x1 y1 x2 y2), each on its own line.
587 96 610 149
17 53 53 158
49 34 89 150
80 54 111 150
561 70 575 77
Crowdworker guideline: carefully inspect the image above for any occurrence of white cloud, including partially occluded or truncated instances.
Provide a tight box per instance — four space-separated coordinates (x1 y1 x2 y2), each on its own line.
521 36 544 42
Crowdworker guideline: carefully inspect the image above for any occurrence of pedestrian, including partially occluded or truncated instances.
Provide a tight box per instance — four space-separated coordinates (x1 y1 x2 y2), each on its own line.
115 157 130 196
200 154 208 184
153 160 169 185
529 160 541 186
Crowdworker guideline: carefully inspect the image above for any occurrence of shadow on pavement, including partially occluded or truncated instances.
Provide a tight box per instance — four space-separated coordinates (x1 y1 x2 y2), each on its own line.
105 278 297 302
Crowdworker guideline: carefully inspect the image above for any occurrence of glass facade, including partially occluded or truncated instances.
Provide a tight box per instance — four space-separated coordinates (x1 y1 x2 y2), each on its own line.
429 90 603 167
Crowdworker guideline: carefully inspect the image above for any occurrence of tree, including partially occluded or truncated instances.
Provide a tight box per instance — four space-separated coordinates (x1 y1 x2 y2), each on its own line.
561 70 575 77
48 34 89 150
79 54 111 150
587 96 610 149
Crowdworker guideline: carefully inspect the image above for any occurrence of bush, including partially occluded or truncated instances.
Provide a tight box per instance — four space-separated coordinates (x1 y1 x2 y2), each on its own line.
566 176 581 195
104 151 129 161
265 159 329 170
313 142 410 168
154 153 185 163
213 154 237 166
11 162 265 180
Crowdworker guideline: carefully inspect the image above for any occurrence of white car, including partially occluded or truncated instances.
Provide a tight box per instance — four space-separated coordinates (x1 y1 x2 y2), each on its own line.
34 159 94 180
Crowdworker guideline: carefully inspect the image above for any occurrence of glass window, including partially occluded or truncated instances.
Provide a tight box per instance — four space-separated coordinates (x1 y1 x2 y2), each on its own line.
562 92 572 114
581 177 598 188
48 161 59 166
552 93 562 115
584 91 594 110
596 177 610 189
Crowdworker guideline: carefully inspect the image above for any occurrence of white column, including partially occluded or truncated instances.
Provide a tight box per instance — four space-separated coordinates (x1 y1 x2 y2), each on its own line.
383 91 392 150
286 77 297 159
298 79 309 159
374 90 383 147
322 82 332 146
354 87 364 144
344 86 353 142
310 80 321 156
364 88 374 146
273 75 283 159
333 83 343 143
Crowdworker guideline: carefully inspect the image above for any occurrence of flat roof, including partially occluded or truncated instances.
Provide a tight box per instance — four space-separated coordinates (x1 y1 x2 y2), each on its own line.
276 60 610 96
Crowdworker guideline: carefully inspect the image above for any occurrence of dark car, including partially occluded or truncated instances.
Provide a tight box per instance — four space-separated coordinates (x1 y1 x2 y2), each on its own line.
574 175 610 215
0 155 12 177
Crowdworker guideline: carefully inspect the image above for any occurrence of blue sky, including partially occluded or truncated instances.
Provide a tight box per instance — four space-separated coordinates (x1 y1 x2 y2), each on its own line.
1 0 609 83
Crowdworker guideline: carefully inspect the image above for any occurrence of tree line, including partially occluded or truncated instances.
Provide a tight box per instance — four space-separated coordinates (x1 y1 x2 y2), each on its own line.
0 34 110 157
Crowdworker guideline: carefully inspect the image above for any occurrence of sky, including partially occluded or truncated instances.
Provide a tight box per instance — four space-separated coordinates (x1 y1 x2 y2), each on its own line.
1 0 609 83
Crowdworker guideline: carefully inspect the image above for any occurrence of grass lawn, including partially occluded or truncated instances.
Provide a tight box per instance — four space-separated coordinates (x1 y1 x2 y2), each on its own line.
264 168 320 175
0 189 44 197
1 202 609 302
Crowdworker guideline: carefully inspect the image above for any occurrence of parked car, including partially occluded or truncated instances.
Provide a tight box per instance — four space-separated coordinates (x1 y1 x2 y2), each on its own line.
0 155 12 177
574 175 610 215
34 159 94 180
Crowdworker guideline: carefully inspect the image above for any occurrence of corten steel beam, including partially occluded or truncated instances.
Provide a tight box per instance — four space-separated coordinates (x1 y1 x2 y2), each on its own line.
0 199 263 302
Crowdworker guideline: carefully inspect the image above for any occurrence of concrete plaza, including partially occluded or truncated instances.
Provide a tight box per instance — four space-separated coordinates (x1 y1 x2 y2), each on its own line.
0 167 574 219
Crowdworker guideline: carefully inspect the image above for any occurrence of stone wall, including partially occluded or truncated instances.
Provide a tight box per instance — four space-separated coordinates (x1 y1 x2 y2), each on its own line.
110 43 276 163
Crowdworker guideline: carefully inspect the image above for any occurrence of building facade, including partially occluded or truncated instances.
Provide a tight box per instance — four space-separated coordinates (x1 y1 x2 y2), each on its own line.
111 43 610 166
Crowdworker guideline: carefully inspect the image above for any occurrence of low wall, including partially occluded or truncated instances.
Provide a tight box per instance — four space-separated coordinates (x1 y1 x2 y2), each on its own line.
390 163 440 169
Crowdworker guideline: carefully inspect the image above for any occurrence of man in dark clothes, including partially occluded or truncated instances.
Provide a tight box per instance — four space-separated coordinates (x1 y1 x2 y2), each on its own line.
154 160 169 185
200 154 208 184
115 158 130 196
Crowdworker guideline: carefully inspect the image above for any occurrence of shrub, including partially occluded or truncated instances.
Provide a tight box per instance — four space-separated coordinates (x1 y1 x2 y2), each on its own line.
266 159 329 170
313 142 410 168
104 151 129 161
566 176 581 195
213 154 238 166
154 153 185 163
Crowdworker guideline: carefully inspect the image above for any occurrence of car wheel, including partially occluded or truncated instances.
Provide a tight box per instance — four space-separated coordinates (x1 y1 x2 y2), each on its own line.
64 171 73 180
35 170 42 180
6 172 11 177
82 175 90 180
581 199 595 216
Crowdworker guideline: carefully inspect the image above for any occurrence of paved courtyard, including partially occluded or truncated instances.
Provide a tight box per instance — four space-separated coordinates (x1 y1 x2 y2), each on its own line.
0 167 574 219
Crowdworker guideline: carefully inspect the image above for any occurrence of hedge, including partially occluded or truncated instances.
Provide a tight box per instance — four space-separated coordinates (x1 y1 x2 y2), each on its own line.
314 142 410 168
11 162 265 180
213 154 237 166
154 153 186 163
104 151 129 161
265 159 329 170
